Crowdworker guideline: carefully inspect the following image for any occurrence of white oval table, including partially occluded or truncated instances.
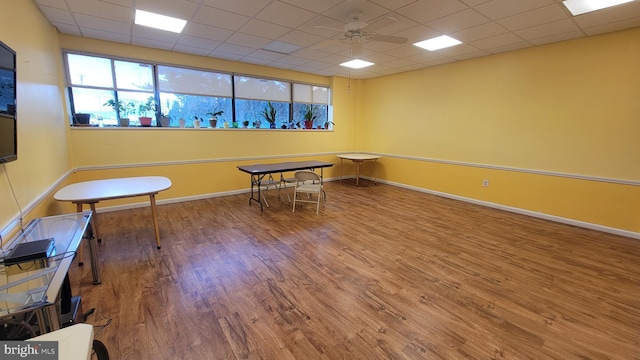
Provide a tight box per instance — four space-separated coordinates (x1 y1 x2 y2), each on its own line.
54 176 172 255
336 153 382 186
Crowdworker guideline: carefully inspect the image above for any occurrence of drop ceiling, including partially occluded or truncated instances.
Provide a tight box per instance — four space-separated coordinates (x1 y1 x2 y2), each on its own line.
33 0 640 79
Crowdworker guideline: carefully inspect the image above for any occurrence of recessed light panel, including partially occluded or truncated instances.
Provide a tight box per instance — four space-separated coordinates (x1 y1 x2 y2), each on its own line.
135 10 187 33
340 59 374 69
413 35 462 51
563 0 634 15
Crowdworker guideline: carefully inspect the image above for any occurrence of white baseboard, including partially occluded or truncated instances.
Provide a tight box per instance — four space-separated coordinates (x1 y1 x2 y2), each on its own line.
366 177 640 240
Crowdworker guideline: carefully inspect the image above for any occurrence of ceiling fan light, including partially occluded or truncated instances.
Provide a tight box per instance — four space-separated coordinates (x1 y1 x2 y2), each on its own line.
340 59 374 69
562 0 634 15
413 35 462 51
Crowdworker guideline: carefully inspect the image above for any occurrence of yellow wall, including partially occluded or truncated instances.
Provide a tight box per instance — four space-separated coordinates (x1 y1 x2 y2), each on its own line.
1 0 638 240
361 28 640 233
0 0 72 239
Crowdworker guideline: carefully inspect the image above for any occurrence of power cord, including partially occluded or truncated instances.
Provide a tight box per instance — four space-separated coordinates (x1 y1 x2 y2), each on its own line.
1 163 25 251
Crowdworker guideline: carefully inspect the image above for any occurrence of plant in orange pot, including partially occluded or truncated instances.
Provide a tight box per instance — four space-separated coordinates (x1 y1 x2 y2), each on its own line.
138 96 156 127
303 104 317 129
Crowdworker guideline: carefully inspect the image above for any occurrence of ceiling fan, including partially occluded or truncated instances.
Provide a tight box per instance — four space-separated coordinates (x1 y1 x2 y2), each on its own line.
315 11 408 56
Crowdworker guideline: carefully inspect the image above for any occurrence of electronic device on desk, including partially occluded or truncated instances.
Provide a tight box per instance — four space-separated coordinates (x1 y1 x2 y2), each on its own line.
1 238 56 266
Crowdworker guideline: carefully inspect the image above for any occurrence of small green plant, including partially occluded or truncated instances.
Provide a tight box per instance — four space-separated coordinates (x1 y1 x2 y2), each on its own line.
303 104 317 122
262 101 277 128
207 108 224 118
104 99 135 118
139 96 156 117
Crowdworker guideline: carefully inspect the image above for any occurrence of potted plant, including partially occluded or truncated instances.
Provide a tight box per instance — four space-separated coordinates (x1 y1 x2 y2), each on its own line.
104 99 134 127
262 101 277 129
303 104 317 129
158 113 171 127
242 120 250 128
74 113 92 125
324 120 334 129
206 109 223 128
231 120 239 128
138 96 156 127
193 115 202 128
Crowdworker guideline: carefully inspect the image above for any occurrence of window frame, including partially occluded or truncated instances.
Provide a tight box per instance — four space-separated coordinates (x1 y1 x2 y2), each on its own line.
63 50 332 129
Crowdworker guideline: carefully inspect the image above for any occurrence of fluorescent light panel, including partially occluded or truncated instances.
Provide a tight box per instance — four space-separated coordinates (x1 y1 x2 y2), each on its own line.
563 0 635 15
135 9 187 33
340 59 374 69
413 35 462 51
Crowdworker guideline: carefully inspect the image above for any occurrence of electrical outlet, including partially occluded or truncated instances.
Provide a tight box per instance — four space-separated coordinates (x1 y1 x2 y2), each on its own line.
483 179 489 187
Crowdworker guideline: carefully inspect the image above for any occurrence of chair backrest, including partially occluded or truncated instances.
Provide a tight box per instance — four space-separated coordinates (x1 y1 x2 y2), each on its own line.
294 170 321 183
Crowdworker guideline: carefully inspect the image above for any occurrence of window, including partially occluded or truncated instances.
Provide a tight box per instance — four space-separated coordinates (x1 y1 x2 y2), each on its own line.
157 65 232 128
64 52 331 129
293 84 330 129
235 76 290 129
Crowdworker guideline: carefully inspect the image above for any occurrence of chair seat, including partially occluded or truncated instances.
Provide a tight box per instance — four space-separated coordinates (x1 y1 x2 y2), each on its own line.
292 170 324 214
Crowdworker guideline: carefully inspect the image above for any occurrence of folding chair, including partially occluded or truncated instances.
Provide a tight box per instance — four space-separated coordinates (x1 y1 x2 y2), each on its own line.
292 170 324 214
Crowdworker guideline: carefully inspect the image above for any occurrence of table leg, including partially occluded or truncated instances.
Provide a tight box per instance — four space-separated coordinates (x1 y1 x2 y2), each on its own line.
75 203 85 266
356 160 362 187
340 158 343 182
373 159 378 185
86 216 102 284
150 193 161 249
89 203 101 242
45 304 60 332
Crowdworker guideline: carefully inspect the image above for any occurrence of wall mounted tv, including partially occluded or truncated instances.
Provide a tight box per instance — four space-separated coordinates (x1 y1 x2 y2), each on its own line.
0 40 17 164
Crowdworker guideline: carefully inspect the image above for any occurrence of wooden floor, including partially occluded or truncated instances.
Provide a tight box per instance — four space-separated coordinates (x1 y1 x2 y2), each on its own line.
68 179 640 360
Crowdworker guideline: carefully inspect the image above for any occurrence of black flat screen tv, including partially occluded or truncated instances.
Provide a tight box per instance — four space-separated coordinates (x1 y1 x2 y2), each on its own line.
0 40 17 164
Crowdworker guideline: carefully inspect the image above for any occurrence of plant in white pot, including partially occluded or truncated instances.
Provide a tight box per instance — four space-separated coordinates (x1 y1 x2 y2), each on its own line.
104 99 134 127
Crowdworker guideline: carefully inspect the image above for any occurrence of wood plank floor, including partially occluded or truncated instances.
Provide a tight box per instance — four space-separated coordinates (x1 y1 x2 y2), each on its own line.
68 179 640 360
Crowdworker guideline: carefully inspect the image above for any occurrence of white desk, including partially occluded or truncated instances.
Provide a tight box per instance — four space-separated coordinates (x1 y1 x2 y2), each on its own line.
54 176 172 252
28 324 94 360
336 154 382 186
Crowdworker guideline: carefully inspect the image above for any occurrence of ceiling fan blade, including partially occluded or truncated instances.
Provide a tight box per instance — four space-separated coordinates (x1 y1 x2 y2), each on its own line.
312 38 342 50
371 34 408 44
313 25 344 33
366 16 398 32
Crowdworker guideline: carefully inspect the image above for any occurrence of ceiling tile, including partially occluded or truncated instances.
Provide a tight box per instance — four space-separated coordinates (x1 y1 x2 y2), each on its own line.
212 42 255 56
451 21 508 43
322 1 390 23
474 0 555 20
396 0 468 23
34 0 70 10
427 8 490 33
515 18 580 41
183 23 233 42
469 32 524 50
75 14 130 35
498 4 569 31
173 44 214 56
572 0 640 28
239 19 290 39
176 35 221 50
255 1 316 28
582 16 640 36
36 5 75 24
192 6 251 31
279 0 343 13
370 0 419 11
66 0 131 23
201 0 272 17
51 22 82 36
225 32 271 49
277 30 325 48
81 28 131 43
